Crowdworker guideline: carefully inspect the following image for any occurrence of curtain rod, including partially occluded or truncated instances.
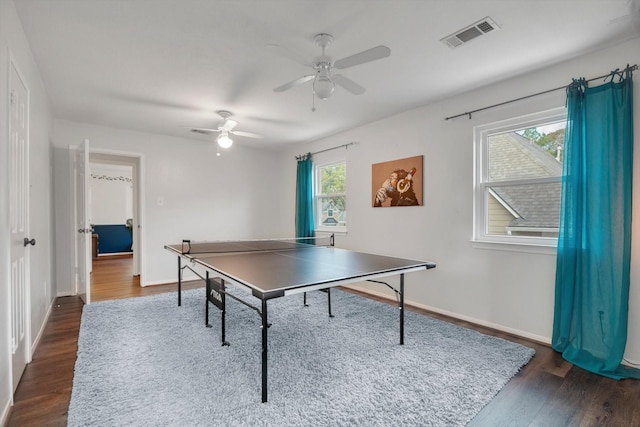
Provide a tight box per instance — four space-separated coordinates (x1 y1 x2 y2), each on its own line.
444 64 638 121
295 141 359 160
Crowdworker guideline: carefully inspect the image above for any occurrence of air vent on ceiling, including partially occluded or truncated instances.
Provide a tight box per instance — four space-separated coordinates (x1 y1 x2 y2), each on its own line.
440 17 500 48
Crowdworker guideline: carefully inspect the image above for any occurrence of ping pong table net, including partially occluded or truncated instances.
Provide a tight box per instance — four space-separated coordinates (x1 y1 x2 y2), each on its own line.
180 234 334 255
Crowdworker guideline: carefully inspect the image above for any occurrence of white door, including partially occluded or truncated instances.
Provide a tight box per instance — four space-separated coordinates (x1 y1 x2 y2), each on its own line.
9 59 31 393
74 139 91 303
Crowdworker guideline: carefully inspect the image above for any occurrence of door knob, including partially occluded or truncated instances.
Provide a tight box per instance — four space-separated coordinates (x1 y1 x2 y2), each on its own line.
24 237 36 247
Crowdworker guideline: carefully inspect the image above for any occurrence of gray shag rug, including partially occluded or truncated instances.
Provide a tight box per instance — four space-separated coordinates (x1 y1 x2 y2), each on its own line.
68 287 534 426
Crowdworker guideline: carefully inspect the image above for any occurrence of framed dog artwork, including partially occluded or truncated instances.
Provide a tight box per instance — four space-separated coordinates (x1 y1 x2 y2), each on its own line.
371 155 423 207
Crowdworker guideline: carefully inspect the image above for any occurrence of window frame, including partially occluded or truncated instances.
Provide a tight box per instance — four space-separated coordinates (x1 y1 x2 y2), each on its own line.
473 107 566 248
314 160 347 234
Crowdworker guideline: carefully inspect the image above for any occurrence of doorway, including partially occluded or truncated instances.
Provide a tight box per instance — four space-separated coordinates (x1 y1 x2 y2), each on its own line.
88 151 144 301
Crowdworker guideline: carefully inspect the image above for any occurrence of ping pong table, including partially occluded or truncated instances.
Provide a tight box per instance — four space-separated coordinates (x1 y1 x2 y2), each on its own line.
165 234 436 402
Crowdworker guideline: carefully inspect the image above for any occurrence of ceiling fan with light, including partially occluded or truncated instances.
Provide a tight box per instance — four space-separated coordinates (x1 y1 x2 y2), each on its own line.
271 33 391 104
191 110 264 149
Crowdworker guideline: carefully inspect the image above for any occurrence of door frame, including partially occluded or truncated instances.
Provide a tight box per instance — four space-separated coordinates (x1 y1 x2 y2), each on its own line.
73 149 145 291
70 140 90 303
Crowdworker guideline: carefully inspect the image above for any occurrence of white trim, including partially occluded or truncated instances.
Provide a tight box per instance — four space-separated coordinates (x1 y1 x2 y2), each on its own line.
29 300 53 356
487 187 519 218
97 252 132 257
88 149 146 286
346 285 552 344
314 160 347 231
0 398 11 427
473 107 566 247
142 279 179 287
507 226 559 233
315 229 347 237
56 290 75 297
474 107 567 138
316 225 347 234
473 232 558 249
138 155 146 285
470 239 557 255
3 44 12 420
483 176 561 187
68 145 77 295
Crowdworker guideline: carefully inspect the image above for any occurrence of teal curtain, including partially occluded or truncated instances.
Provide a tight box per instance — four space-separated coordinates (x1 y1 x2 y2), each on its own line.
552 67 639 379
295 154 315 239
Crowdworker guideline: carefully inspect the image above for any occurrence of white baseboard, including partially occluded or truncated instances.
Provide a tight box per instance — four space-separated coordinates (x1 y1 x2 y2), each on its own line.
344 284 551 345
56 290 75 297
142 269 203 287
141 278 201 288
1 396 11 427
30 301 54 358
141 279 174 287
97 252 132 257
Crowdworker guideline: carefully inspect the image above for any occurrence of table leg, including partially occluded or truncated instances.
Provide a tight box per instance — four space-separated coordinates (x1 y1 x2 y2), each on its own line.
205 272 210 326
261 298 269 403
221 279 228 346
327 288 334 318
177 256 182 306
400 273 405 345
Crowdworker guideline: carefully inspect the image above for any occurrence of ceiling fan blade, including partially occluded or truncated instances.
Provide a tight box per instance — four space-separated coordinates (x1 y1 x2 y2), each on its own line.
333 74 366 95
273 75 315 92
221 119 238 131
191 128 220 135
230 130 264 139
334 45 391 69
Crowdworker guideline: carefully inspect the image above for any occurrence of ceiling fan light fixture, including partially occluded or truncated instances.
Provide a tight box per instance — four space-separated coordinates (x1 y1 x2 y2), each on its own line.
217 132 233 148
313 74 335 100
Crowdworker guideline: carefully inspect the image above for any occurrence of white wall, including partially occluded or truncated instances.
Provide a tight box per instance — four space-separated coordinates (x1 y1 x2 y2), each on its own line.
89 163 133 224
0 10 636 426
52 120 288 291
280 38 640 364
0 0 55 423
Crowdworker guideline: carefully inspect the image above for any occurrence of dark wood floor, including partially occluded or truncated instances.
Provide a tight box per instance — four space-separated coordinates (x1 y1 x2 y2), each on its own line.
6 255 203 427
7 255 640 426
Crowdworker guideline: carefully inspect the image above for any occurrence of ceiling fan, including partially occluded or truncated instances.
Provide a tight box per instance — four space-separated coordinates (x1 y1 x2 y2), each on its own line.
271 33 391 102
191 110 264 149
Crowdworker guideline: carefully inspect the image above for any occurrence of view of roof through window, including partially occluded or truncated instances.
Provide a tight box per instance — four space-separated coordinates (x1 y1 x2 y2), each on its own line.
487 122 566 238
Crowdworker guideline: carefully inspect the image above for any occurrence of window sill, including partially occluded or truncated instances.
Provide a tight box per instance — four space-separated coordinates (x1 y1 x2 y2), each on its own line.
471 239 557 255
316 226 347 236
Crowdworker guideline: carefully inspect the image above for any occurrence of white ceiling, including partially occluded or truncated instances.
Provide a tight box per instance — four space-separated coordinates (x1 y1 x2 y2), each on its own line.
13 0 640 150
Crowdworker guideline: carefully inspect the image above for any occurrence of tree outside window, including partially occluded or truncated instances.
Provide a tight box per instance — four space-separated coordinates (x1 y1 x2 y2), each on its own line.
474 108 566 247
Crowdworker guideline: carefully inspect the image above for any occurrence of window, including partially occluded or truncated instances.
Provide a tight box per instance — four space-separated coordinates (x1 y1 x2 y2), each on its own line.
315 161 347 232
474 108 566 247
